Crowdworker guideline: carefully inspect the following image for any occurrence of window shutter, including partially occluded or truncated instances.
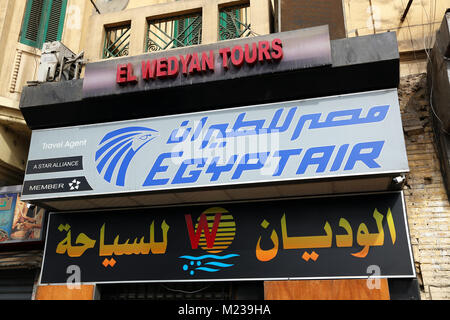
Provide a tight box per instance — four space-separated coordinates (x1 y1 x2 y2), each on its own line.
20 0 45 47
174 19 186 47
189 16 202 45
219 12 226 40
173 16 201 48
230 9 241 38
44 0 67 43
219 9 241 40
20 0 67 49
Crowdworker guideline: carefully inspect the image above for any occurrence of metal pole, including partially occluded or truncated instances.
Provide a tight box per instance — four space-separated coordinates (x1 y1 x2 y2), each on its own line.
90 0 101 14
400 0 414 23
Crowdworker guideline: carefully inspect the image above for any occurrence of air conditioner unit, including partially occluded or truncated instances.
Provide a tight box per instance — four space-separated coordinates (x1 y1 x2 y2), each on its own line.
36 41 84 83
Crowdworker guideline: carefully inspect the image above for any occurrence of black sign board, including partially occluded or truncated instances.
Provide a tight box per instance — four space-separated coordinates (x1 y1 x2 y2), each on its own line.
40 192 415 284
26 156 83 174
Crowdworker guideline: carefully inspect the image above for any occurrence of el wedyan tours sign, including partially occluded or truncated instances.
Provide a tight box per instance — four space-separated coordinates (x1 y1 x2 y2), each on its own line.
82 26 332 98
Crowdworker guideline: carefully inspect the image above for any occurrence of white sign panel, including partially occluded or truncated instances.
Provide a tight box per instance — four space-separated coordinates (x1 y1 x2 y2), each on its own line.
21 89 409 200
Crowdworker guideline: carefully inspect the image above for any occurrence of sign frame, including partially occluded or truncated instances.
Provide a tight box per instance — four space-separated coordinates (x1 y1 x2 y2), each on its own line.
21 88 410 202
39 190 416 285
82 25 332 99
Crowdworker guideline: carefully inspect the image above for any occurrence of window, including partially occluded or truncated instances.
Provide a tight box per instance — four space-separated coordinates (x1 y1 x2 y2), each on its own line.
20 0 67 49
103 24 131 59
146 12 202 52
219 3 253 41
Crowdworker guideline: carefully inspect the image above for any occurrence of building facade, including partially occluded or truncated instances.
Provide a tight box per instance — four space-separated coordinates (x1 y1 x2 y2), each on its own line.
0 0 448 300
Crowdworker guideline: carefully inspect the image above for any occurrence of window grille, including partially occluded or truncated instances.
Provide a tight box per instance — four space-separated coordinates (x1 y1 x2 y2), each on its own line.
100 282 232 300
103 24 131 59
99 281 264 300
219 3 255 41
146 13 202 52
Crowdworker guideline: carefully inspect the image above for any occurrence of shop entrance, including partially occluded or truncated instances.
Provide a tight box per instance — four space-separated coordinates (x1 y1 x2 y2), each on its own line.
0 268 37 300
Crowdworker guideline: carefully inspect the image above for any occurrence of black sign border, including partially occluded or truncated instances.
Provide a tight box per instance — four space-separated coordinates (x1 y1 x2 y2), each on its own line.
39 190 416 285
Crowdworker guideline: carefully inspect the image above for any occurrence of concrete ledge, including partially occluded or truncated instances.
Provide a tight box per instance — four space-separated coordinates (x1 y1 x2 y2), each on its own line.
20 32 399 129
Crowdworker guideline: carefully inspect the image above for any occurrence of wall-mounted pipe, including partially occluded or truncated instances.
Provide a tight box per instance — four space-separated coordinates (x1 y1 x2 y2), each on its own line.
400 0 414 23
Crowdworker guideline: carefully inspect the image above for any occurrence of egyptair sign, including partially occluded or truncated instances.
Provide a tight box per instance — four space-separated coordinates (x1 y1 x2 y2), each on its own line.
39 192 415 284
21 89 408 201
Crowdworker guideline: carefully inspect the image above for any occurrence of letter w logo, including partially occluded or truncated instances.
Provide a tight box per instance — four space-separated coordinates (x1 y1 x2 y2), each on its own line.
185 213 222 249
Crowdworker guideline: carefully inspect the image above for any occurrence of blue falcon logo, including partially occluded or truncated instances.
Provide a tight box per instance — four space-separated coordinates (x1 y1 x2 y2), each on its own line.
95 126 158 186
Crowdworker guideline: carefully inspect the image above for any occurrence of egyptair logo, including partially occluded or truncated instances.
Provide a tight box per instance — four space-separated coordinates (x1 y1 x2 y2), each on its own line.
95 126 158 186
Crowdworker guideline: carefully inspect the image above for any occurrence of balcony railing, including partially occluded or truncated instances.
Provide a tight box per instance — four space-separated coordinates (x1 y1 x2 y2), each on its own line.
219 3 256 40
102 24 131 59
146 13 202 52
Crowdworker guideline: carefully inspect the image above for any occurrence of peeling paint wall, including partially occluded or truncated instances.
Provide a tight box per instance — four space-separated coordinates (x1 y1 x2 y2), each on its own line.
400 73 450 300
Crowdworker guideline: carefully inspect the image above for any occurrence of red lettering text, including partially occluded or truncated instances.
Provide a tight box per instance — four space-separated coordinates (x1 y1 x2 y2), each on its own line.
126 63 138 83
116 64 127 84
245 43 258 65
201 50 214 72
142 60 157 80
185 213 222 249
231 45 245 67
258 41 271 62
271 38 283 60
189 52 202 74
167 56 179 77
219 47 231 69
180 54 192 75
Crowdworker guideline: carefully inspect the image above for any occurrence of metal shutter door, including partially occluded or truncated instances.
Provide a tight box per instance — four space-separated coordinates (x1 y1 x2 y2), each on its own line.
0 269 37 300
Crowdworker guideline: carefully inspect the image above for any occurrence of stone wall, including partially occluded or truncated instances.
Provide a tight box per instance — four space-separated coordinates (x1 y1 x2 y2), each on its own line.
280 0 346 39
399 73 450 300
